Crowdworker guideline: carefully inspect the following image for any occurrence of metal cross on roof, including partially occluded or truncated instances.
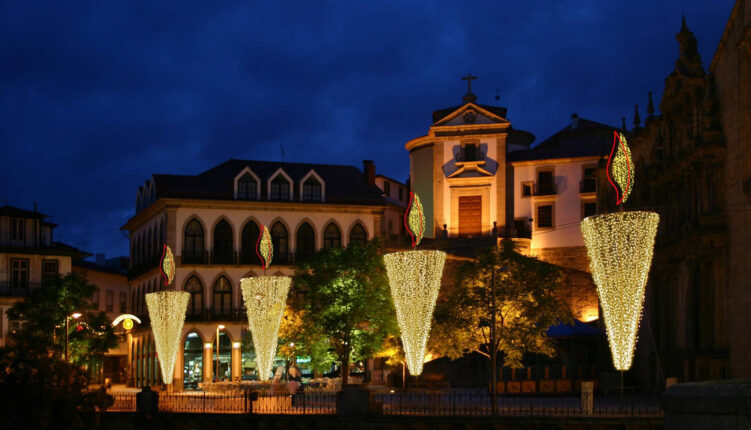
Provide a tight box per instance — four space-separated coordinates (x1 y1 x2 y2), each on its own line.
462 73 477 94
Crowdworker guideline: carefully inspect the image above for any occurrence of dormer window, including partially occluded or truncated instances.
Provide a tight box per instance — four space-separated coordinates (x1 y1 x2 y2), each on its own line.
238 173 258 200
302 177 322 201
271 175 291 200
11 218 24 241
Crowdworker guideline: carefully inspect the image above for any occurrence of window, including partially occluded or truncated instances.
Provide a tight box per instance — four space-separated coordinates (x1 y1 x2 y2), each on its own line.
10 259 29 289
582 167 597 193
302 177 322 201
240 221 261 264
270 222 289 263
183 219 205 263
384 181 391 197
536 170 555 195
237 173 257 200
398 187 403 201
323 223 341 248
271 175 290 200
11 218 24 241
296 222 316 261
464 144 477 161
92 290 100 308
42 259 58 286
521 182 533 198
212 277 232 317
583 202 597 218
349 223 367 246
212 219 234 264
106 290 114 312
185 276 204 317
537 205 553 229
119 292 127 313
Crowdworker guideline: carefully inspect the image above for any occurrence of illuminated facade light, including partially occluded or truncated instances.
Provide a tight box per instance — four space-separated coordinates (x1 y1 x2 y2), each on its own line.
581 211 659 371
232 342 241 349
240 276 291 381
383 250 446 375
146 291 190 384
404 192 425 247
160 244 176 286
256 225 273 270
607 131 634 206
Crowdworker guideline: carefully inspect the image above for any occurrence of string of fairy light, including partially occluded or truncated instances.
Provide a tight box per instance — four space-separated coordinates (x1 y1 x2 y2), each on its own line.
146 290 189 384
581 211 658 370
241 276 291 381
384 250 446 376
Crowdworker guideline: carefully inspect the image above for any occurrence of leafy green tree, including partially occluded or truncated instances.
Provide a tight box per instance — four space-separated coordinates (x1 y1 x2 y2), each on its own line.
431 242 572 397
293 241 397 385
0 273 115 429
7 273 118 368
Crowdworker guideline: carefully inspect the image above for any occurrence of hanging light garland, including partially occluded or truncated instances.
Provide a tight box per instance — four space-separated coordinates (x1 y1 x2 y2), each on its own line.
160 244 176 286
146 291 189 384
404 191 425 247
384 249 446 375
582 212 658 371
240 276 291 381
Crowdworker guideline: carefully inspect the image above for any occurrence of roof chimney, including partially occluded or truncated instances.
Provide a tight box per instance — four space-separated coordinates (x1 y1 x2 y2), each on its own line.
363 160 375 185
571 113 579 130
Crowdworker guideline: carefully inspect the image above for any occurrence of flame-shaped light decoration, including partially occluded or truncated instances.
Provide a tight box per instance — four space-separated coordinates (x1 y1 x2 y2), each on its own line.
160 244 176 286
256 225 273 270
146 291 189 384
240 276 291 381
383 250 446 375
404 192 425 247
607 131 634 206
581 211 659 370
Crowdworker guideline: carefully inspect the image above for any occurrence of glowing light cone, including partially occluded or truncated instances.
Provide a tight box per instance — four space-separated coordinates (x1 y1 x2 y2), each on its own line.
146 290 189 384
383 250 446 375
240 276 291 381
581 211 659 370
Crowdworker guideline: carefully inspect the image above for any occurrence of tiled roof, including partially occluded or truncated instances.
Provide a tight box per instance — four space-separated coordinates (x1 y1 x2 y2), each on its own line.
0 205 49 219
151 159 386 205
508 118 616 162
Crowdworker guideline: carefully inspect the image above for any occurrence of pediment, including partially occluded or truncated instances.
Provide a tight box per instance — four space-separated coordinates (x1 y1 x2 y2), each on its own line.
433 103 509 127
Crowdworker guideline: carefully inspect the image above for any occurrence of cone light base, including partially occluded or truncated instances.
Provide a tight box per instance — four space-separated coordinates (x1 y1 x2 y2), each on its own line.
241 276 291 381
384 250 446 376
581 211 659 371
146 291 190 385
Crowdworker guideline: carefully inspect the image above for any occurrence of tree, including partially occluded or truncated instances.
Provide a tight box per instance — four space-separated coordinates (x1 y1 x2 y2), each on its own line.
6 273 118 368
0 273 115 429
293 241 397 385
277 306 336 375
431 242 572 410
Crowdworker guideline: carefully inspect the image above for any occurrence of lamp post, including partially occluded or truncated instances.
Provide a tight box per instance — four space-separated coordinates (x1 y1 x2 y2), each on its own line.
216 324 225 381
65 312 82 362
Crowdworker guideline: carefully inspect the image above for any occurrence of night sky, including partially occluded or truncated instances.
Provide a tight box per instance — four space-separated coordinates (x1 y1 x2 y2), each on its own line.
0 1 735 259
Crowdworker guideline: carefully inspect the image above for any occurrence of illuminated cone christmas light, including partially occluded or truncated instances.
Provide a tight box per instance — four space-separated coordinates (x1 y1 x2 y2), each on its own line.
384 250 446 375
241 276 291 381
384 192 445 375
146 290 189 384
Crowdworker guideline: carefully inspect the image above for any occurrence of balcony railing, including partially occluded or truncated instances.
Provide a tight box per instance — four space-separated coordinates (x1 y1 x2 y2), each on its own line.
180 250 295 266
0 281 42 297
182 250 208 265
533 183 557 196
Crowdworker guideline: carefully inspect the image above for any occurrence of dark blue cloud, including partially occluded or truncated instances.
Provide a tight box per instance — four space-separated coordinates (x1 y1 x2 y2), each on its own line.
0 0 735 257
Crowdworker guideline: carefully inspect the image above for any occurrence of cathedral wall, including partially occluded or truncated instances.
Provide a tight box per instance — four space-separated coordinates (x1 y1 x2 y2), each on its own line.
410 146 435 237
711 0 751 378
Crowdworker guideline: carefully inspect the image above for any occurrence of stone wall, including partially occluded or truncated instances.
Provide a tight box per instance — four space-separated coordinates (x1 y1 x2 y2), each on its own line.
531 245 590 273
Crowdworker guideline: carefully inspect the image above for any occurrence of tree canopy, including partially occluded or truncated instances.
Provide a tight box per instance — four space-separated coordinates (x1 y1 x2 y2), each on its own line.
293 241 397 384
431 242 573 368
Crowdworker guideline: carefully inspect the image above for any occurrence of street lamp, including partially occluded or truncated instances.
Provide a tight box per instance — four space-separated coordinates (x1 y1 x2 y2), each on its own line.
65 312 82 362
216 324 225 381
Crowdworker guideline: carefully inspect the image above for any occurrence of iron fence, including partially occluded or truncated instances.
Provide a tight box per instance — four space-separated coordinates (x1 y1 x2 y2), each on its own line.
253 392 337 415
108 393 137 412
373 390 662 417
